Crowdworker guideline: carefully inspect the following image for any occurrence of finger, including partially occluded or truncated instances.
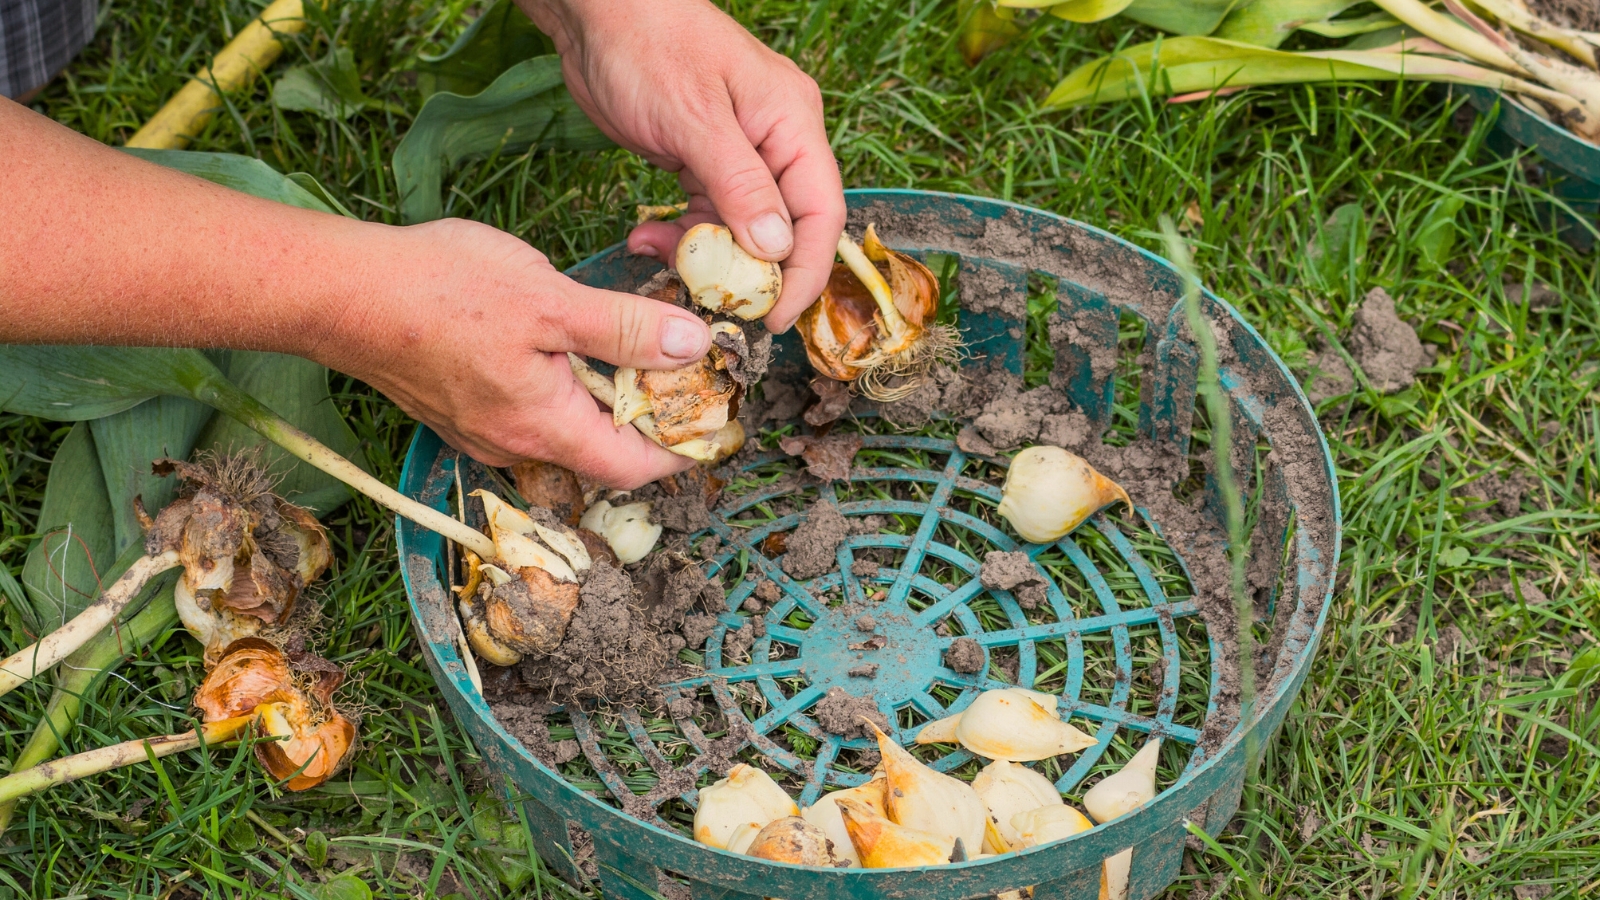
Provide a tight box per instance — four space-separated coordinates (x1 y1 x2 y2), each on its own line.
541 275 711 369
761 124 845 333
674 104 795 264
626 205 722 261
539 369 695 488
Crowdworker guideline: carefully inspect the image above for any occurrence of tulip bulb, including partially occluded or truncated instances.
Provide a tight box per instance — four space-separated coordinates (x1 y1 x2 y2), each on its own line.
745 816 838 866
835 795 954 868
797 226 962 402
997 446 1132 543
915 687 1062 745
973 760 1064 851
694 764 800 851
1010 804 1092 848
579 499 662 564
954 689 1096 762
1083 739 1160 824
867 721 988 853
800 776 887 867
676 223 782 320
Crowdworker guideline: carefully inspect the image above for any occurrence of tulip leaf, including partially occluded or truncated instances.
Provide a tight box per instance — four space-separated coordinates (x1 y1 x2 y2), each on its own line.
959 0 1021 65
1414 195 1466 269
273 47 400 120
89 396 213 553
194 351 362 515
1300 11 1401 38
18 424 115 634
1122 0 1242 36
1213 0 1362 48
415 0 554 99
393 55 614 224
121 149 338 214
1045 37 1413 108
1049 0 1136 21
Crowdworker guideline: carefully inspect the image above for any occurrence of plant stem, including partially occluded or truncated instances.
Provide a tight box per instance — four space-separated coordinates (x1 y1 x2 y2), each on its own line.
0 550 179 699
0 713 254 805
191 376 497 559
566 353 666 446
1162 219 1256 745
1371 0 1526 75
836 232 908 339
0 578 181 830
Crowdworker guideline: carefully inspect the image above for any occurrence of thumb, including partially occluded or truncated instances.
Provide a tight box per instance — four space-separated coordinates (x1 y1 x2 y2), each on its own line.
677 108 793 263
545 277 711 370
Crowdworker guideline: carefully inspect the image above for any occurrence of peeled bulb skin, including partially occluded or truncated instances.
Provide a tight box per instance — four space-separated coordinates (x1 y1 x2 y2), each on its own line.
580 499 662 564
693 764 799 851
954 689 1096 762
973 760 1065 852
800 776 886 867
868 722 988 854
998 446 1132 544
676 223 782 320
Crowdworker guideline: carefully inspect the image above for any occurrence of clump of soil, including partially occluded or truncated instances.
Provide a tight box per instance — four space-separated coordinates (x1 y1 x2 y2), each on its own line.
1304 348 1354 405
781 502 851 580
945 637 985 674
979 550 1048 609
1460 469 1533 522
652 491 712 533
814 687 890 739
779 433 864 482
1348 287 1428 394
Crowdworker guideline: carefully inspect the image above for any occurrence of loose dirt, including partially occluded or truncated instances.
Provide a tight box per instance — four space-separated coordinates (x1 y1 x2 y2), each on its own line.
945 637 985 674
814 687 890 739
1348 287 1427 394
780 501 851 580
1529 0 1600 31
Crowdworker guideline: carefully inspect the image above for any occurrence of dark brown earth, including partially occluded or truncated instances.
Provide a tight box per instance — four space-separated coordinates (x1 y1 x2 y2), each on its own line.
1529 0 1600 30
945 637 985 673
814 687 890 738
780 501 851 580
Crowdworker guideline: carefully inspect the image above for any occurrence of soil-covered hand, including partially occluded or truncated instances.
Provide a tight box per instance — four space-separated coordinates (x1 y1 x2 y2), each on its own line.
523 0 845 332
315 218 707 487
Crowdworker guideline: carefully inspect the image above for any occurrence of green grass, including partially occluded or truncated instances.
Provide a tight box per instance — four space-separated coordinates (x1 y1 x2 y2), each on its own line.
4 0 1599 897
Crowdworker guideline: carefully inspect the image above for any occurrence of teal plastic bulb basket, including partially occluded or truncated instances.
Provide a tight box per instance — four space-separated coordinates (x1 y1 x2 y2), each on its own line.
398 191 1341 900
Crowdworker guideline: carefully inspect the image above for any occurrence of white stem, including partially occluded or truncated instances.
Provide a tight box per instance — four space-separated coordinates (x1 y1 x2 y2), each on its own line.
0 713 254 804
1371 0 1529 75
836 232 908 338
0 550 180 699
567 353 668 447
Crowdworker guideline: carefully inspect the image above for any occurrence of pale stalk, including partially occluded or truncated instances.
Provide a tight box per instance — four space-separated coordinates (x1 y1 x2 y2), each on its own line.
0 550 179 700
194 378 497 559
835 233 910 343
0 581 180 829
566 353 734 463
1444 0 1600 127
1304 49 1592 120
1370 0 1528 75
1464 0 1598 70
0 713 255 805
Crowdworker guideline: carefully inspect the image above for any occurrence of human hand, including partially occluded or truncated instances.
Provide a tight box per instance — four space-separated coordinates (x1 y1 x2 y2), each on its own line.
523 0 845 332
315 218 708 488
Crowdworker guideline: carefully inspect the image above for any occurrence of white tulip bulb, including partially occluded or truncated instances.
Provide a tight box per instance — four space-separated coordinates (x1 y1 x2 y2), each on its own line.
579 499 662 565
693 764 799 851
972 760 1064 851
1082 739 1160 825
676 223 782 320
997 446 1131 543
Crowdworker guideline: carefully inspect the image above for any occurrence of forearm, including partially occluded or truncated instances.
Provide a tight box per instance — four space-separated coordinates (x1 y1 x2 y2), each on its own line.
0 97 395 361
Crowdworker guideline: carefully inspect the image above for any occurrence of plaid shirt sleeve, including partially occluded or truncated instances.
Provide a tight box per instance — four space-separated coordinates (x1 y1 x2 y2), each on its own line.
1 0 97 99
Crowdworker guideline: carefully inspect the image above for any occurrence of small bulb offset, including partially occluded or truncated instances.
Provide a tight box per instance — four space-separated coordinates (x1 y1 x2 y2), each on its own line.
953 689 1096 762
800 776 887 867
579 499 662 564
1082 740 1160 824
972 760 1064 852
676 223 782 320
1010 804 1093 848
835 795 954 868
914 687 1061 746
997 446 1131 544
693 764 799 851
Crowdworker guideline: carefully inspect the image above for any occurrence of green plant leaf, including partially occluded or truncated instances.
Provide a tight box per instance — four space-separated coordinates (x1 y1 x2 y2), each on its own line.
394 55 614 224
1306 202 1368 290
120 149 337 214
415 0 554 99
285 173 357 219
273 48 377 120
1414 195 1466 269
89 396 213 553
1299 11 1400 38
1123 0 1242 35
311 874 373 900
18 424 115 633
471 802 535 891
0 346 220 422
959 0 1021 65
1048 0 1137 23
1213 0 1361 48
194 351 362 515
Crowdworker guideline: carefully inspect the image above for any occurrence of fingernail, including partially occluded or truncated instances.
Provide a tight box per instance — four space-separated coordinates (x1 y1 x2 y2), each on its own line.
749 212 792 255
635 244 658 259
661 316 707 360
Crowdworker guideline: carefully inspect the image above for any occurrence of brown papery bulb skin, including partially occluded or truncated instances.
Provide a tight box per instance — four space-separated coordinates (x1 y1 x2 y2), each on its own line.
193 637 294 720
798 263 882 382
